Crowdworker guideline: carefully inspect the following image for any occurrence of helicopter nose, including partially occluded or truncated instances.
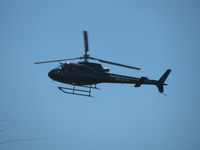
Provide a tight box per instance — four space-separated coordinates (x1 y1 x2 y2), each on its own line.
48 68 60 80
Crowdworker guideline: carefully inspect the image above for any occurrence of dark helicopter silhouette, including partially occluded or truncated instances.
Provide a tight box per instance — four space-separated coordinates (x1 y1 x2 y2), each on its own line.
35 31 171 97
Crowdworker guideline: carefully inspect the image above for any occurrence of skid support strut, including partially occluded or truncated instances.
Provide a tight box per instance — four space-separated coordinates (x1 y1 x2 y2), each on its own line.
57 84 99 97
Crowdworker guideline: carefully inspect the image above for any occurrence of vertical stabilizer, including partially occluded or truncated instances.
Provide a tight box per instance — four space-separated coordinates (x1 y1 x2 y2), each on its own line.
156 69 171 93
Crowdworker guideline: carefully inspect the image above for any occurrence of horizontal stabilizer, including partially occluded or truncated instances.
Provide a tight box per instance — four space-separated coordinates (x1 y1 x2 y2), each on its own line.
135 77 147 87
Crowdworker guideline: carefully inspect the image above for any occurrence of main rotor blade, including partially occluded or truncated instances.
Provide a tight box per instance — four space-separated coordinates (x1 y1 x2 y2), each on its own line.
89 57 141 70
34 57 83 64
83 31 89 54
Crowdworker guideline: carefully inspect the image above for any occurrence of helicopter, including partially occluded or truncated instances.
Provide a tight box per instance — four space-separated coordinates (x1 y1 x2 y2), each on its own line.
35 31 171 97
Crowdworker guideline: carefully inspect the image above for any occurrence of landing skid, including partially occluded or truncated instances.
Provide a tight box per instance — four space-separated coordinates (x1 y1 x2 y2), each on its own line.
58 84 99 97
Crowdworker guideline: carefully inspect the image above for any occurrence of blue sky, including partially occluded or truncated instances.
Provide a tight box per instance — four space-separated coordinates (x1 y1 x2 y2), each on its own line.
0 0 200 150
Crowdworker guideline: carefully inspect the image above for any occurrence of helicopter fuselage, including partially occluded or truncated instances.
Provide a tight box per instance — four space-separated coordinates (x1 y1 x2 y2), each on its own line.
48 62 157 86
